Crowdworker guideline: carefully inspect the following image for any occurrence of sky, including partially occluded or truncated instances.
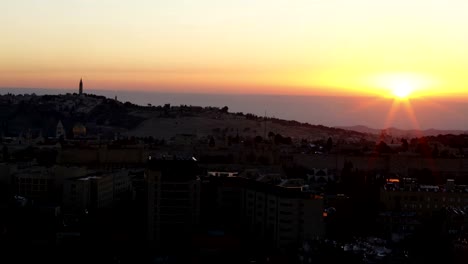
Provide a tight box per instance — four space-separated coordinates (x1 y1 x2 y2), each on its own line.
1 0 468 98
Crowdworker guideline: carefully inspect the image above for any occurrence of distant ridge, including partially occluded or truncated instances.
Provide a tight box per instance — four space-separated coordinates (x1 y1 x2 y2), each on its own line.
336 125 468 138
0 92 372 141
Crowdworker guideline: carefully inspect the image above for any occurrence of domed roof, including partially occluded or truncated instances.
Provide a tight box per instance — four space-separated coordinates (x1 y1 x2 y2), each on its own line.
73 123 87 136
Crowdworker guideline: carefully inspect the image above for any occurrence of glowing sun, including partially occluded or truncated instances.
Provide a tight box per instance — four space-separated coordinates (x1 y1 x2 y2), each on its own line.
372 73 432 99
389 80 414 99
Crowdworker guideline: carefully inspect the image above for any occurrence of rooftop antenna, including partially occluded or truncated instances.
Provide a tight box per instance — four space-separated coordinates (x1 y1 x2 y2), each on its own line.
264 110 267 139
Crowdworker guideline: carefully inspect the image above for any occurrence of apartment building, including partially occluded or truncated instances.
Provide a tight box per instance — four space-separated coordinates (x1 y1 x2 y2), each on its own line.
239 172 325 248
145 156 201 248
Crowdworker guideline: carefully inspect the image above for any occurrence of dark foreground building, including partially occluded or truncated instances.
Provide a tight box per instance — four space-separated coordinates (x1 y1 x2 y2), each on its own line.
145 156 201 250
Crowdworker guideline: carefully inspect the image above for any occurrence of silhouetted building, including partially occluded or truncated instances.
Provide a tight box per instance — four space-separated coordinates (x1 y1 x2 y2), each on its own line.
381 178 468 217
145 156 201 248
0 163 14 203
63 172 113 211
56 120 65 139
306 168 336 184
239 174 325 248
57 143 148 166
79 78 83 95
14 166 55 202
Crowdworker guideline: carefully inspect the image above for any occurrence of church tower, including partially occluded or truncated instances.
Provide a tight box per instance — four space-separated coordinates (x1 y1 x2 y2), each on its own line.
56 120 66 139
79 78 83 95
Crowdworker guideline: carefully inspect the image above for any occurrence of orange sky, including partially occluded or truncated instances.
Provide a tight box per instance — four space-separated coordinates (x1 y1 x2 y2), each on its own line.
1 0 468 98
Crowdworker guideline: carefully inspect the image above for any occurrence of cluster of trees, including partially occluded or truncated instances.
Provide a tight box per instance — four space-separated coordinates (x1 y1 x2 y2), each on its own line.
420 134 468 149
375 137 462 158
267 132 293 145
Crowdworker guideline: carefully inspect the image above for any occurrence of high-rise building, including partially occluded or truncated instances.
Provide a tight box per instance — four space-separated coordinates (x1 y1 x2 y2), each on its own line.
145 156 201 248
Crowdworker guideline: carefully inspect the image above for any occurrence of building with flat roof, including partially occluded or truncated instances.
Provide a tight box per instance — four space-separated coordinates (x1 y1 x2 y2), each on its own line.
145 156 201 248
239 175 325 248
63 172 114 211
14 166 55 202
381 179 468 217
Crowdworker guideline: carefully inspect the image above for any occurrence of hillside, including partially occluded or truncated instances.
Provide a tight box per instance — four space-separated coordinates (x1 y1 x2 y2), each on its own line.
0 93 371 142
337 125 468 138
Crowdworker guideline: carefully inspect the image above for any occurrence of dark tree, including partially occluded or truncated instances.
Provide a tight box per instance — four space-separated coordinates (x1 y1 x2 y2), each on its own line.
432 145 440 158
326 137 333 151
341 161 354 185
274 133 283 145
2 145 9 161
401 139 409 152
376 141 393 154
254 135 263 144
283 136 292 145
208 136 215 148
416 140 432 157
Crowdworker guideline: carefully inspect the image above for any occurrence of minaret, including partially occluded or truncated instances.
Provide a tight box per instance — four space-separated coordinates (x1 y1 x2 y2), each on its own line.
79 78 83 95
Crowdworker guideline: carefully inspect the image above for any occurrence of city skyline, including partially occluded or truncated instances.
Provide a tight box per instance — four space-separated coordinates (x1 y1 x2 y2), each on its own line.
2 2 468 262
2 1 468 99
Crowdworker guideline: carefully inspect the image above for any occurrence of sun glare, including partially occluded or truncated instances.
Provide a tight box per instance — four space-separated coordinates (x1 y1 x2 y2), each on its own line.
371 73 431 99
391 81 413 99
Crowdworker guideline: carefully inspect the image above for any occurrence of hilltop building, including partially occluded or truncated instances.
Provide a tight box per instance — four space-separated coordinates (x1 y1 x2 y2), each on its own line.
79 78 83 95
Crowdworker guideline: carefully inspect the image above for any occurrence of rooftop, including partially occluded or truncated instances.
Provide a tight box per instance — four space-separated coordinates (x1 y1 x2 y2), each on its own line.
383 182 468 193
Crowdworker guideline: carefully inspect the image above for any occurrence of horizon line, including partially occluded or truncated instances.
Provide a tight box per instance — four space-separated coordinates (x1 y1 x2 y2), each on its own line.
1 86 467 100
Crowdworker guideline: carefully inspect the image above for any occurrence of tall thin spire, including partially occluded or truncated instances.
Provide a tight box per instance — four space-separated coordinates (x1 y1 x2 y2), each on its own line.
79 78 83 95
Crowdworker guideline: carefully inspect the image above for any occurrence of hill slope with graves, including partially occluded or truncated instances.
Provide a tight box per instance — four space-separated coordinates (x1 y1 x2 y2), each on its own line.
0 93 373 143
